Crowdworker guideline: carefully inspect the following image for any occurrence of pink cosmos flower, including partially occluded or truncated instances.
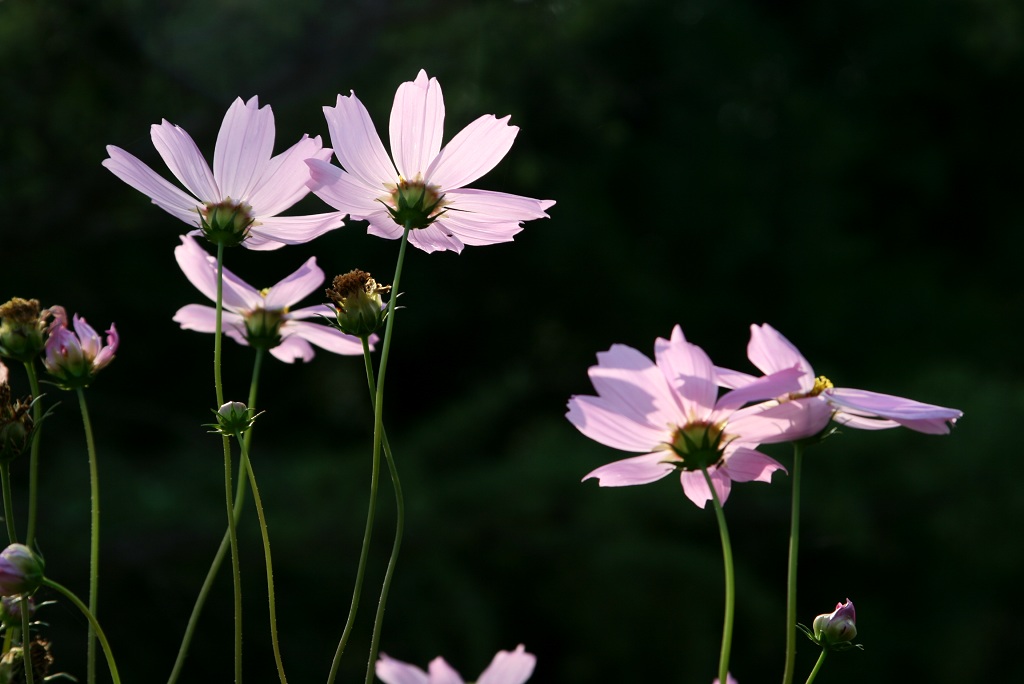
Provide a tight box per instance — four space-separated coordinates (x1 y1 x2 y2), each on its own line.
172 235 367 363
716 324 962 435
567 326 832 508
103 96 344 250
307 70 554 254
376 644 535 684
42 307 118 389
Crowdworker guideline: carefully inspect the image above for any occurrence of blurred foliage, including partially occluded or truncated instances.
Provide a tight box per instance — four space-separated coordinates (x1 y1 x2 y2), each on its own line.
1 0 1021 681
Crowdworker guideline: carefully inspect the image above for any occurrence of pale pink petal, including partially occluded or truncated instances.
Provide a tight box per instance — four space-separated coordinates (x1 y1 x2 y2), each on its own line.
213 97 275 201
712 674 739 684
390 70 445 178
728 397 832 444
249 213 346 248
269 334 315 363
654 326 717 420
426 114 518 190
151 120 221 202
831 413 899 430
375 654 430 684
0 363 8 385
567 396 669 452
680 468 731 508
102 147 203 224
826 387 961 434
286 304 336 320
407 223 466 254
427 657 466 684
173 305 248 345
72 316 101 358
582 451 677 487
306 158 386 218
249 135 332 216
714 366 805 413
283 320 364 356
444 189 553 221
263 258 323 310
433 213 524 247
323 93 398 190
173 235 261 311
91 324 119 371
477 644 536 684
713 365 757 390
588 344 681 428
722 447 785 483
365 213 407 241
748 324 815 390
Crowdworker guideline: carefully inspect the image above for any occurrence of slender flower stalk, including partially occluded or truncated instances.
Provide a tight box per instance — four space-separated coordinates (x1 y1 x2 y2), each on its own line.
361 337 405 684
75 388 100 684
325 224 411 684
42 578 121 684
23 362 43 548
231 427 287 683
19 594 34 684
804 649 827 684
0 465 16 544
168 350 264 684
703 467 736 684
782 443 804 684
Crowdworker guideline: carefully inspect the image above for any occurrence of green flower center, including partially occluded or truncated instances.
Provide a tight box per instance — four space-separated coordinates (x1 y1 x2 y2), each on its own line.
383 178 448 229
667 421 728 471
200 199 255 247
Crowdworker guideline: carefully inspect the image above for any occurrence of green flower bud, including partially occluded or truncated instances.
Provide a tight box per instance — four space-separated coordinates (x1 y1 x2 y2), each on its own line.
0 544 45 597
210 402 260 437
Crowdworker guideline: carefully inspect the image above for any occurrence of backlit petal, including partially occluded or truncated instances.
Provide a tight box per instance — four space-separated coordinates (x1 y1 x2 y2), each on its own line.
723 447 785 483
151 120 220 202
477 645 536 684
249 135 331 216
680 469 731 508
748 323 815 389
426 114 518 190
102 147 201 224
567 396 668 452
390 70 445 178
323 93 398 190
582 451 677 487
375 654 429 684
263 257 323 309
213 96 275 200
826 387 961 434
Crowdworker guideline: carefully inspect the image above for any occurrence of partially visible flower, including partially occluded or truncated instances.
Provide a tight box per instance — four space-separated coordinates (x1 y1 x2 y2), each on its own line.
42 307 118 390
712 675 738 684
0 361 36 462
0 544 44 596
0 595 35 629
567 326 831 508
325 270 390 338
376 644 535 684
308 70 554 254
0 298 49 363
103 96 344 250
173 235 367 362
717 324 962 435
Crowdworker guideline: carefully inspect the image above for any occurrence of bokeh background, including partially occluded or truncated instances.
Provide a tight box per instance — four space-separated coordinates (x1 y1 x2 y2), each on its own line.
1 0 1020 681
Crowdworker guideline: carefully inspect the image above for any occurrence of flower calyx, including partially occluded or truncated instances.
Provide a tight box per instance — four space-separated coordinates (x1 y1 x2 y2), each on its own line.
208 401 262 438
666 421 728 471
243 295 285 351
325 270 390 338
200 199 255 247
797 598 864 652
0 298 50 363
383 177 448 229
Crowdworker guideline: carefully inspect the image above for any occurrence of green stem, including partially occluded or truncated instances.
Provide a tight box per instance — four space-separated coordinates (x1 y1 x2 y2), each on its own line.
361 338 405 684
234 431 287 683
167 350 263 684
783 443 805 684
23 361 43 548
803 648 827 684
1 463 17 544
20 594 34 684
702 467 735 684
76 388 100 684
42 578 121 684
361 223 411 684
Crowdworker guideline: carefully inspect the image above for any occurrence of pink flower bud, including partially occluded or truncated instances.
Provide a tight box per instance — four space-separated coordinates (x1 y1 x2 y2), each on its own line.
812 598 857 646
0 544 45 596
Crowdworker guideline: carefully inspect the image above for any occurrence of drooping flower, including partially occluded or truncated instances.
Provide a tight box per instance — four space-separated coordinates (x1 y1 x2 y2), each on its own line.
103 96 345 250
173 235 367 362
307 70 554 254
567 326 831 508
376 644 535 684
717 324 962 435
42 307 118 390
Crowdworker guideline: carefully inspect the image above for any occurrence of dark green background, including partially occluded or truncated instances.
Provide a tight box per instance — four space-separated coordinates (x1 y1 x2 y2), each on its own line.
1 0 1018 681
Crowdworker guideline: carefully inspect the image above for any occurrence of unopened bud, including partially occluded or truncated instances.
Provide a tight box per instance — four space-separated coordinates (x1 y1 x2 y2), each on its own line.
812 599 857 646
0 544 45 597
211 401 259 437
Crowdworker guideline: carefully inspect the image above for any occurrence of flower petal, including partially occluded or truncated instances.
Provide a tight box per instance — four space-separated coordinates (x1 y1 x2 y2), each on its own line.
589 343 682 428
249 134 332 217
375 654 430 684
426 114 518 190
213 96 275 201
654 326 716 420
715 366 805 413
323 92 398 191
173 305 248 345
174 235 262 311
582 451 677 487
567 396 669 452
432 214 523 248
723 447 786 483
151 119 221 202
477 645 536 684
306 158 387 218
445 188 553 221
282 320 364 356
247 213 346 249
269 334 315 363
407 223 466 254
748 323 815 390
263 258 323 310
680 468 731 508
728 396 832 444
427 657 466 684
826 387 961 434
102 146 203 224
713 365 757 390
390 70 445 179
